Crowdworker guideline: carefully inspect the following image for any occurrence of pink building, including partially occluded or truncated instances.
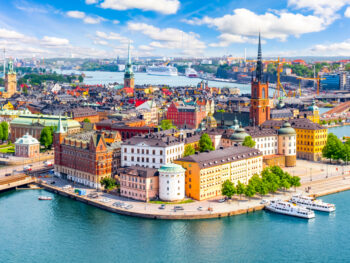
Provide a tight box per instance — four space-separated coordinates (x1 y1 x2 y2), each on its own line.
15 133 40 158
119 166 159 202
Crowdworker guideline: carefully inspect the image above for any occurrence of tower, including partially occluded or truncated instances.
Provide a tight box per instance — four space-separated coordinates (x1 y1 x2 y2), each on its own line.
124 42 134 92
250 33 270 126
53 115 67 167
4 60 17 98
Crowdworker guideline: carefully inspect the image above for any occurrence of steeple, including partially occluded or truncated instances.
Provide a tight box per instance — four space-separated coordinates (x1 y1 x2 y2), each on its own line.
127 41 131 65
256 32 263 82
56 115 66 134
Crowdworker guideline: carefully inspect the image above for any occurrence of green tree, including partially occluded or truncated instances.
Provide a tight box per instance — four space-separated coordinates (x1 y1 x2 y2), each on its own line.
216 109 225 113
1 122 9 141
221 180 236 199
322 133 344 163
199 133 214 152
100 177 116 190
39 127 53 149
0 125 3 142
160 119 175 130
184 145 195 157
242 136 256 148
255 179 269 198
78 75 84 83
83 118 91 123
22 86 28 95
290 176 301 191
244 183 256 200
236 180 246 200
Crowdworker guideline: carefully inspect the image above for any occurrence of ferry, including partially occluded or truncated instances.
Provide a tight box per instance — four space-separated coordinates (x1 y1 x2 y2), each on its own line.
146 65 178 76
265 200 315 219
290 195 335 212
185 67 198 78
38 196 52 200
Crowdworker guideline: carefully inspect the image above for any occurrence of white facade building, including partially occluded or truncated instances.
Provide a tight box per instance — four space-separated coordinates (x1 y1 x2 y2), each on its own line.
158 163 185 201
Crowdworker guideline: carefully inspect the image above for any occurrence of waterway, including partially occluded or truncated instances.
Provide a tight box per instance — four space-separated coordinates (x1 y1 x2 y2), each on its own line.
0 188 348 263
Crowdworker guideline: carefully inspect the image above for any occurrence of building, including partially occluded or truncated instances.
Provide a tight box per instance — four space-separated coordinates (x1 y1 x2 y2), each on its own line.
15 133 40 158
250 34 270 126
66 107 99 123
121 133 184 169
158 163 185 201
3 60 17 98
123 43 134 96
10 114 81 141
174 146 263 201
136 101 158 125
54 117 121 189
321 74 340 90
119 166 159 202
277 122 297 166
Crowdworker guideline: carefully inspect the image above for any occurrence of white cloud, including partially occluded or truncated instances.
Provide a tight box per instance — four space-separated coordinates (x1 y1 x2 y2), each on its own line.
66 11 85 19
86 0 99 4
138 45 154 51
310 39 350 56
83 16 105 24
41 36 70 46
209 34 262 47
112 20 119 24
94 40 108 45
127 22 205 55
345 7 350 17
66 10 105 24
95 31 130 43
100 0 180 15
0 28 25 39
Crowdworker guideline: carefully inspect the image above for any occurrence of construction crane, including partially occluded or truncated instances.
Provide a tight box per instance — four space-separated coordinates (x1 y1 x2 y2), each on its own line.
246 57 289 99
296 76 325 95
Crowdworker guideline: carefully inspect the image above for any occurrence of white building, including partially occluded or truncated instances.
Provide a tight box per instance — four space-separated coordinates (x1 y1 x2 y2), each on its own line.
158 163 185 201
277 122 297 156
121 134 184 169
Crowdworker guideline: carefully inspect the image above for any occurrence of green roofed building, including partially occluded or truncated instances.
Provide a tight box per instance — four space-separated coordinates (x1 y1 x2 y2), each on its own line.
10 114 81 141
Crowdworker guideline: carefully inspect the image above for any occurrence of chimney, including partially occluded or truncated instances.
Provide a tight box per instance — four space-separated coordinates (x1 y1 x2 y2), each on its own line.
195 151 199 155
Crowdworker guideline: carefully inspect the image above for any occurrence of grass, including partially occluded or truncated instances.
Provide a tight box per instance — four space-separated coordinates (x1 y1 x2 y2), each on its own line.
0 143 14 149
0 146 14 153
148 199 194 205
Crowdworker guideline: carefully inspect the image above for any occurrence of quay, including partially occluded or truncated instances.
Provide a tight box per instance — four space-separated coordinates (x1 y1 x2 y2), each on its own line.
0 174 35 192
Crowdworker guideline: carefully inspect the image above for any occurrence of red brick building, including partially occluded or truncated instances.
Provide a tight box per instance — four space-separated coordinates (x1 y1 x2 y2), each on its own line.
166 101 206 129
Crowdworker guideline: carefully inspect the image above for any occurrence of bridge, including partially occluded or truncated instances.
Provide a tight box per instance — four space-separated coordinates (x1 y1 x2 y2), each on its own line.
324 101 350 116
0 174 36 192
28 167 53 176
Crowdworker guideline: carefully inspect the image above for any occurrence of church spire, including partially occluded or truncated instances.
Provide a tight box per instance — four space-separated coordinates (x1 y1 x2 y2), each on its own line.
127 41 131 65
256 32 263 82
56 115 66 134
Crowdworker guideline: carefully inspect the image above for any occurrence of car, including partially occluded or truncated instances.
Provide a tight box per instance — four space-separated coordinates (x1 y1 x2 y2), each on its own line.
159 204 166 210
218 199 226 203
125 205 133 209
50 181 55 185
260 199 269 205
99 198 111 203
113 201 122 207
5 173 11 177
174 206 184 211
23 166 32 172
88 193 99 199
62 185 72 190
197 206 203 211
44 161 53 167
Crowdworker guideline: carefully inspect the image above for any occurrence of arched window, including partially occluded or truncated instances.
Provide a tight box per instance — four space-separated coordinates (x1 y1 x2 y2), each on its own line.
262 88 265 98
254 88 257 98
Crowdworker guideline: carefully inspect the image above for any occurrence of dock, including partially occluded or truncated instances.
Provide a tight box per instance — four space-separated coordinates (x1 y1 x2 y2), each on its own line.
0 174 36 192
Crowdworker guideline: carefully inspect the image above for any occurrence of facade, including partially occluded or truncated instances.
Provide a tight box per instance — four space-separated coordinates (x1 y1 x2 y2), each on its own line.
3 61 17 98
158 163 186 201
121 133 184 169
136 101 158 125
119 166 159 202
66 107 99 123
250 34 270 126
277 122 297 166
10 114 81 141
175 146 263 201
54 118 121 189
321 74 340 90
15 133 40 158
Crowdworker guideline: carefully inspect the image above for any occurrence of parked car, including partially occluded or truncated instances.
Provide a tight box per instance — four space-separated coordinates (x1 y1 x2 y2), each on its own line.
197 206 203 211
174 206 184 211
23 165 32 172
125 205 133 209
218 199 226 203
159 204 166 210
5 173 11 177
260 199 269 205
99 198 111 203
44 161 53 167
62 185 72 190
88 193 99 199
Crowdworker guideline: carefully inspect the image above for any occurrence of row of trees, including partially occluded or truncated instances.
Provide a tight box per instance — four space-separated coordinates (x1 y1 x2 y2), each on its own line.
221 166 301 200
0 122 9 141
322 133 350 163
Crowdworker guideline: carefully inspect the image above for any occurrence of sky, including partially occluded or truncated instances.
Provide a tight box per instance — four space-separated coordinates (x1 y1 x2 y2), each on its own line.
1 0 350 59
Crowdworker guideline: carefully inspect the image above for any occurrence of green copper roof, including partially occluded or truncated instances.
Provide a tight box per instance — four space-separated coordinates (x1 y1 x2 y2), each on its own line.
15 133 39 145
308 99 319 112
230 127 249 142
158 163 186 173
10 114 80 129
278 122 296 135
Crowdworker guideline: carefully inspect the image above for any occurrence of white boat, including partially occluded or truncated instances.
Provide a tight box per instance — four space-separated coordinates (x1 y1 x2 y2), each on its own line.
290 194 335 212
265 200 315 219
185 67 198 78
146 65 178 76
38 196 52 200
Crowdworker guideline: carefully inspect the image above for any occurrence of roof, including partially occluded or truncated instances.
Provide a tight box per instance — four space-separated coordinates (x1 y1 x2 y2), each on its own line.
15 133 39 145
122 133 184 147
10 114 81 129
278 122 296 135
158 163 186 173
244 126 277 138
119 166 158 178
176 146 262 169
262 118 326 131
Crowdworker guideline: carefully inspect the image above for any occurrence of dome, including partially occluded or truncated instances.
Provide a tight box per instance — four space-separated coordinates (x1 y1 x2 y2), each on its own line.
308 99 319 112
278 122 296 135
158 163 186 173
15 133 40 145
276 98 285 109
230 126 249 142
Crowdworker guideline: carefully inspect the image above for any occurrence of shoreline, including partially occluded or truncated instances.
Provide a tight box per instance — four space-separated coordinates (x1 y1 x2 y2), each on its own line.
36 175 350 220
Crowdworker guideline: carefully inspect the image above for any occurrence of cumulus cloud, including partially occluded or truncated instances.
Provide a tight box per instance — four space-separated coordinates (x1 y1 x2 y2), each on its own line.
0 28 25 39
310 39 350 56
95 31 130 43
86 0 99 4
128 22 205 55
345 6 350 17
99 0 180 15
66 10 105 24
41 36 70 46
138 45 154 51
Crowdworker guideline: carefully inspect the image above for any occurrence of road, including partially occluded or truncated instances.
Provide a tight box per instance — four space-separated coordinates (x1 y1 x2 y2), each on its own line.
0 159 53 178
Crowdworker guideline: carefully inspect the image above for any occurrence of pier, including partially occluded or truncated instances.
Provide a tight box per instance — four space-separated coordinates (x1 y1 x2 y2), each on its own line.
0 174 35 192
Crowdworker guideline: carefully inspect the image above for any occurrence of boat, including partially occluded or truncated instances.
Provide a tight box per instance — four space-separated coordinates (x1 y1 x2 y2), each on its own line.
146 65 178 76
265 200 315 219
290 194 335 212
185 67 198 78
38 196 52 200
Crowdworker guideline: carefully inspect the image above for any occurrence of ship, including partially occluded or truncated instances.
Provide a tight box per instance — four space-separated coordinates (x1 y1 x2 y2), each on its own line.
146 65 178 76
290 194 335 212
185 67 198 78
38 196 52 200
265 199 315 219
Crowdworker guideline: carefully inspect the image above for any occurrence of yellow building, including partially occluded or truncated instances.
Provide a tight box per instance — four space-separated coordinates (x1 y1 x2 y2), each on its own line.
306 100 320 124
174 146 263 201
3 60 17 98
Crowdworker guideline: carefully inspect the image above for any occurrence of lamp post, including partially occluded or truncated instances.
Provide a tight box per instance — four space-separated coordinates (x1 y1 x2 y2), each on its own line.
310 168 312 182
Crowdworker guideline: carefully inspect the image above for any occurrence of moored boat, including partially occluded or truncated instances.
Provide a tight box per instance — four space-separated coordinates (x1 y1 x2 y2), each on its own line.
265 200 315 219
38 196 52 200
290 194 335 212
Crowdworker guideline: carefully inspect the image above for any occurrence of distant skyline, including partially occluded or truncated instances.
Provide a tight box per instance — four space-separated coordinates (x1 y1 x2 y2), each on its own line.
1 0 350 59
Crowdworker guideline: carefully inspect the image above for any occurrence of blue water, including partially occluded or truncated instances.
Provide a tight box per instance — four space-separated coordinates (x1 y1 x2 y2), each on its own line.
0 189 348 263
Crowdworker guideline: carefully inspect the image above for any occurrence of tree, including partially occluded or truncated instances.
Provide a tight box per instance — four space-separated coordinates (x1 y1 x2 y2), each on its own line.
242 136 256 148
255 179 269 198
244 183 256 200
0 125 3 142
221 180 236 199
1 122 9 141
22 86 28 95
184 145 195 157
78 75 84 83
236 180 245 200
280 179 291 192
322 133 344 163
100 177 116 190
290 176 301 191
39 127 53 149
160 119 175 130
83 118 91 123
217 109 225 113
199 133 214 152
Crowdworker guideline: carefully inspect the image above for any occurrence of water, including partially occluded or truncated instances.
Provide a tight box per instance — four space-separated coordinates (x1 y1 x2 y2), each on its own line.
328 125 350 139
0 189 348 263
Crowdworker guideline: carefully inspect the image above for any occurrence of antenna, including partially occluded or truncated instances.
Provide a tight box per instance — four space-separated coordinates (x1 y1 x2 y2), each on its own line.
3 48 5 78
244 48 247 63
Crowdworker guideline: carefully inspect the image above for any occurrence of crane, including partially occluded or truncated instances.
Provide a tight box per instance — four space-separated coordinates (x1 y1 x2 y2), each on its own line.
296 76 325 95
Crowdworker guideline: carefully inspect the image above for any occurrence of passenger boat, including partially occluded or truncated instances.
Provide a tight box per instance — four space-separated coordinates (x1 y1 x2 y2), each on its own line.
38 196 52 200
290 194 335 212
146 65 178 76
265 200 315 219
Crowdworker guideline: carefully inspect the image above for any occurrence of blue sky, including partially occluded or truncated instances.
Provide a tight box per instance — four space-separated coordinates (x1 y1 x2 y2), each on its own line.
1 0 350 58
